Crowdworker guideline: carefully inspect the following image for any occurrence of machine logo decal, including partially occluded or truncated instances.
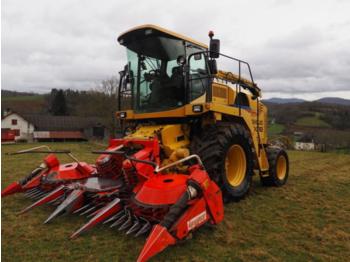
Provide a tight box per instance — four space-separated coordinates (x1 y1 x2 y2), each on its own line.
187 211 207 230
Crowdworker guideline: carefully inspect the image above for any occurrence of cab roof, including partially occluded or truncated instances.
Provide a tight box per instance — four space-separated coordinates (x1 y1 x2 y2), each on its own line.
117 24 208 49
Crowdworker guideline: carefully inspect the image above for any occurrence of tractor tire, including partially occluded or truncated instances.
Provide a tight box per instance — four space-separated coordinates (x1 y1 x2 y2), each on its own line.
190 123 254 201
260 147 289 186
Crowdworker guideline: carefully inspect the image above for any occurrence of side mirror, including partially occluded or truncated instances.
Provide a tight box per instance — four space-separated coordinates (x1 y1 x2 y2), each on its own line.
209 39 220 58
124 64 129 71
208 60 218 74
119 64 127 77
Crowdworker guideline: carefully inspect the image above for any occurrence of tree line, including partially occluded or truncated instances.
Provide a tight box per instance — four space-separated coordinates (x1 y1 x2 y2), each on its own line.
47 77 120 134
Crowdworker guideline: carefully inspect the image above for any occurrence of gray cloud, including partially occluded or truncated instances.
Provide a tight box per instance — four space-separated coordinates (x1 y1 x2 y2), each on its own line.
2 0 350 99
242 26 350 94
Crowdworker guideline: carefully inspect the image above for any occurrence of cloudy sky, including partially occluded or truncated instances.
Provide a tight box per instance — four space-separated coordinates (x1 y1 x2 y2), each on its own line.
2 0 350 100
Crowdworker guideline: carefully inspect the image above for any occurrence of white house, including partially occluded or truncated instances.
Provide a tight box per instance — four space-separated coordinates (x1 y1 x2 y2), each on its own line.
294 141 315 151
1 111 35 141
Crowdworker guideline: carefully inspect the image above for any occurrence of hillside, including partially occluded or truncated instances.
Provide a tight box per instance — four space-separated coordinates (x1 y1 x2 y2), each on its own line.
315 97 350 106
294 113 330 128
1 90 47 115
263 97 350 105
266 101 350 149
1 90 41 97
263 97 306 104
2 143 350 261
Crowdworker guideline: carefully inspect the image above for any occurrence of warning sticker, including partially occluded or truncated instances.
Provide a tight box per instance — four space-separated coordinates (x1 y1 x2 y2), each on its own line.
187 211 207 231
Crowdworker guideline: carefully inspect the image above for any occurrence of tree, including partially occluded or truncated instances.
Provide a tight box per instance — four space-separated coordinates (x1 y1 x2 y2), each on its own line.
95 76 120 137
50 89 68 116
96 77 119 97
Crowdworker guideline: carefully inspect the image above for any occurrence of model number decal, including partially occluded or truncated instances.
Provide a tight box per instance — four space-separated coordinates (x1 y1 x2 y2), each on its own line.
187 211 207 231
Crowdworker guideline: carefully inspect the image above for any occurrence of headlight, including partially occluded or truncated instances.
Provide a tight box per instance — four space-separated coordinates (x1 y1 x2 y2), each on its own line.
119 112 127 118
192 105 203 113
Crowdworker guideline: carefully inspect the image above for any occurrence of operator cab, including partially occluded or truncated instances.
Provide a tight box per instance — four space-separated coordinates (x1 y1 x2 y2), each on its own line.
118 25 209 113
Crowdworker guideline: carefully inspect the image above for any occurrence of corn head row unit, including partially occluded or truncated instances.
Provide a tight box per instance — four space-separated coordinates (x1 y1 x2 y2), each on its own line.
2 25 289 261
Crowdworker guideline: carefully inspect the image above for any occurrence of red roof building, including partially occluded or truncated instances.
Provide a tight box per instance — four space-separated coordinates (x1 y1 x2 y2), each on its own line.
2 110 108 142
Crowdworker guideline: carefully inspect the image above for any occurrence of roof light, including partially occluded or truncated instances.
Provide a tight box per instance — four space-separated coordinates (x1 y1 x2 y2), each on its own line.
145 29 153 35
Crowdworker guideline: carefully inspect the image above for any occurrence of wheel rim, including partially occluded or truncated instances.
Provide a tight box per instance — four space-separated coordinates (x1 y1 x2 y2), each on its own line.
276 155 287 180
225 145 247 187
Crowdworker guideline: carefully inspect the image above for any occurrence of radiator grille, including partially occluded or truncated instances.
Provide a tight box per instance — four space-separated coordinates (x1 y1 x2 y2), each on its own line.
213 86 227 98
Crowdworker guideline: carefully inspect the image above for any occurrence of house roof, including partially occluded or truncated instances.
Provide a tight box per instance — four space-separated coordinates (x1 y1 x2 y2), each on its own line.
2 111 24 120
22 114 106 131
296 135 314 143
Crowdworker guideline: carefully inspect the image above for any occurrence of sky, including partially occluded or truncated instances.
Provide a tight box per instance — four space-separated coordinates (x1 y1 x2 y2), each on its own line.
2 0 350 100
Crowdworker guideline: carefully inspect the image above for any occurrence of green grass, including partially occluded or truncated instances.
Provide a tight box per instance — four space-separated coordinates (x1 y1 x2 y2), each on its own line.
268 123 285 136
2 95 44 102
295 115 330 127
2 143 350 261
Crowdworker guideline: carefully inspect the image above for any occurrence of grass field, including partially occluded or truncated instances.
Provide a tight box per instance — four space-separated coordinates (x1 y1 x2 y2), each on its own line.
2 95 45 101
295 115 330 128
268 123 285 136
2 95 45 102
2 143 350 261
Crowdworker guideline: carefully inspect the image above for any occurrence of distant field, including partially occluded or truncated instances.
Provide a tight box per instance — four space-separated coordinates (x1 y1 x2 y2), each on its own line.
268 123 285 136
2 143 350 261
295 115 330 128
1 95 46 114
2 95 45 102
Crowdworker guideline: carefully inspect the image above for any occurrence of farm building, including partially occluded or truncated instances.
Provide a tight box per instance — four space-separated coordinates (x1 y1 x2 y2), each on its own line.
1 110 108 142
1 111 35 141
294 134 315 151
295 141 315 151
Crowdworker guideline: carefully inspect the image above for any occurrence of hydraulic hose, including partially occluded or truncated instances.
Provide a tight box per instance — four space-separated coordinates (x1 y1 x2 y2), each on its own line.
19 167 44 186
160 183 199 230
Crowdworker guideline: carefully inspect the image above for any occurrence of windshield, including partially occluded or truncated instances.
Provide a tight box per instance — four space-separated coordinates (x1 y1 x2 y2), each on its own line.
126 36 207 112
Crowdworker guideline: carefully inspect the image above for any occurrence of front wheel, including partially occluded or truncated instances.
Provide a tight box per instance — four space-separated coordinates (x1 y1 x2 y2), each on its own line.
191 123 254 201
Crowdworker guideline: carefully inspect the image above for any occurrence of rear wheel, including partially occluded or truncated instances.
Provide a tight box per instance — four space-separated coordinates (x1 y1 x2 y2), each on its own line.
261 147 289 186
191 123 254 201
